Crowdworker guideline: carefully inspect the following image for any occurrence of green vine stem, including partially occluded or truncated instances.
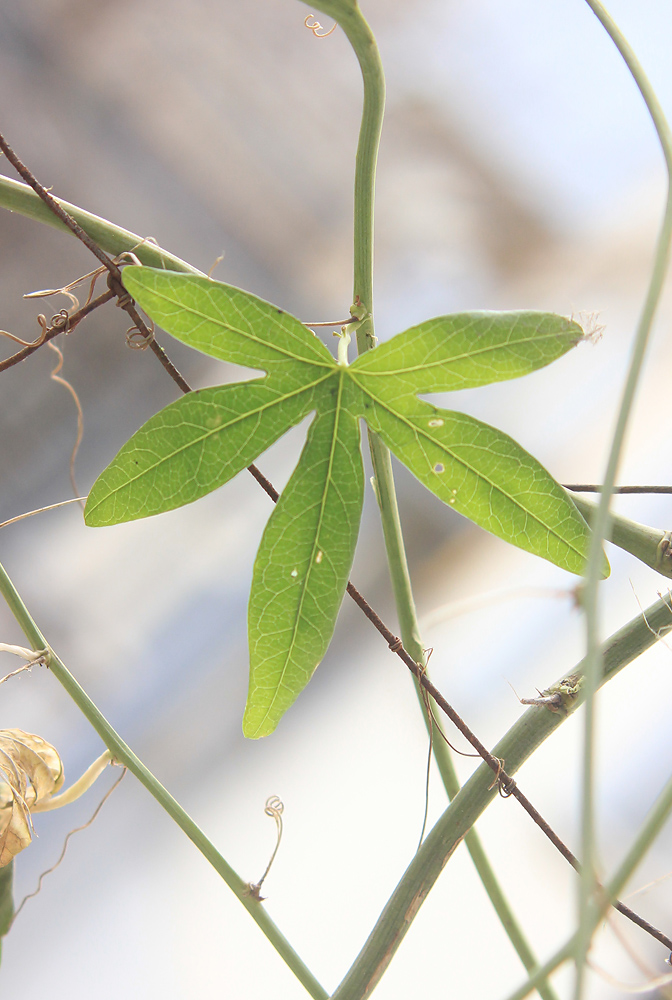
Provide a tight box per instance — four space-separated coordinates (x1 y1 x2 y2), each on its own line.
301 3 558 995
300 2 561 995
569 492 672 579
0 175 203 276
0 862 13 958
574 3 672 994
432 749 560 1000
0 559 328 1000
331 592 672 1000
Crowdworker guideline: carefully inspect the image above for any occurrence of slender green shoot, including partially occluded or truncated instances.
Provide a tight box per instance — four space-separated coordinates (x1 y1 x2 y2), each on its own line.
301 2 557 996
575 4 672 995
331 593 672 1000
568 492 672 579
0 559 327 1000
0 174 203 275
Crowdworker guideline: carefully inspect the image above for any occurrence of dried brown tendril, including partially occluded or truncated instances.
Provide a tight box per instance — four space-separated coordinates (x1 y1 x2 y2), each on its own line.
125 318 155 349
304 14 337 36
245 795 285 901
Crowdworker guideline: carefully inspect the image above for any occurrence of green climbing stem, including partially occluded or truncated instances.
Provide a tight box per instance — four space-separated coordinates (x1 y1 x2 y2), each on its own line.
0 559 327 1000
332 592 672 1000
0 174 203 275
0 861 13 960
300 3 557 997
569 492 672 578
574 4 672 996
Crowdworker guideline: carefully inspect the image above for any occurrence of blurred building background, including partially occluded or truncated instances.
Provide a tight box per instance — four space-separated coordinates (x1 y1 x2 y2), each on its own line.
1 0 672 997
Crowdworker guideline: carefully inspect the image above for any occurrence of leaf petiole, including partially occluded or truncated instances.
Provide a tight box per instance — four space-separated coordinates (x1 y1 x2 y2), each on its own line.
31 750 114 813
336 326 351 366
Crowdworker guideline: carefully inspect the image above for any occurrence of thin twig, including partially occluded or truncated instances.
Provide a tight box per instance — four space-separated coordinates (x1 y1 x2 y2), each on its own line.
0 134 115 271
0 497 87 530
0 136 192 395
344 581 672 953
0 289 114 373
0 134 158 365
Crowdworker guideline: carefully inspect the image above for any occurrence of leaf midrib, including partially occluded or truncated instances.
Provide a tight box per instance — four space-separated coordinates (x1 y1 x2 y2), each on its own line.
252 370 348 736
131 280 336 369
351 327 578 380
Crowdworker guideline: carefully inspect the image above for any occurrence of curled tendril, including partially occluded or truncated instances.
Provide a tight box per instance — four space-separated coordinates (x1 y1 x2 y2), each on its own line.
48 341 84 500
23 238 155 322
488 756 505 792
125 318 155 349
49 309 71 332
264 795 284 819
0 313 50 350
245 795 285 901
114 287 133 310
10 763 126 928
304 14 337 37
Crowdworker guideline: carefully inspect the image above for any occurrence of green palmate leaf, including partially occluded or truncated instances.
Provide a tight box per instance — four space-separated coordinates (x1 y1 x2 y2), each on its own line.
245 374 363 738
86 269 600 736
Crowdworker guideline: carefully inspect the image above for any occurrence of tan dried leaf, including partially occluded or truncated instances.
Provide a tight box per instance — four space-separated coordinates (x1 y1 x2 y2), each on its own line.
0 729 64 867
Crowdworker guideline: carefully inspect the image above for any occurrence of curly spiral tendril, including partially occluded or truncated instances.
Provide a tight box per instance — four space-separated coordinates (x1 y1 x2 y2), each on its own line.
49 308 71 332
304 14 337 37
46 340 84 500
264 794 284 819
0 319 44 350
125 318 155 350
245 795 285 902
